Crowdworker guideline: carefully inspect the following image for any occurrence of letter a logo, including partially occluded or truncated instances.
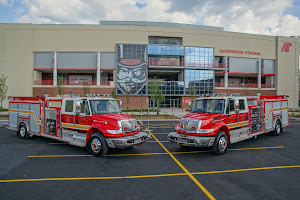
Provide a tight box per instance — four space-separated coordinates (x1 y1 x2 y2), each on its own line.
281 42 292 52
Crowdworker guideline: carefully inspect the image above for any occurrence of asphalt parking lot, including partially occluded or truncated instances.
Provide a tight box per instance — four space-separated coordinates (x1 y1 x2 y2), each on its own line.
0 119 300 200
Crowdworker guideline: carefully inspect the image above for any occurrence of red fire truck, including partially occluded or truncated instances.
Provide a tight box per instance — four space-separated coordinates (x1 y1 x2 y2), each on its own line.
7 96 150 156
168 95 289 155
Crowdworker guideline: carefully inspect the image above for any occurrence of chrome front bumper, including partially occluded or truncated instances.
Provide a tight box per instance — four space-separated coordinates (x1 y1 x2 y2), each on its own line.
106 132 151 148
168 132 215 147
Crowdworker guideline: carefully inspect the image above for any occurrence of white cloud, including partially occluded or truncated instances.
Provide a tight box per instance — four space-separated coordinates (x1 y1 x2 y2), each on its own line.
200 0 296 36
0 0 14 6
272 15 300 36
6 0 300 36
0 0 7 5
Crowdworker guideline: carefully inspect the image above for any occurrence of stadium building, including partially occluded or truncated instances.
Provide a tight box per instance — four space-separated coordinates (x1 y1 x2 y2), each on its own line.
0 21 299 108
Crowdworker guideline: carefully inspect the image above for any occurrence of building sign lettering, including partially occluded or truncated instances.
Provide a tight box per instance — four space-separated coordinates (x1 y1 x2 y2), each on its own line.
281 42 292 52
220 49 261 55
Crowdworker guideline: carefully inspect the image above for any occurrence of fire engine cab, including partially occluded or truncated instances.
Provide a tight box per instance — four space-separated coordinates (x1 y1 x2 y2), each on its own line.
7 96 150 156
168 95 289 155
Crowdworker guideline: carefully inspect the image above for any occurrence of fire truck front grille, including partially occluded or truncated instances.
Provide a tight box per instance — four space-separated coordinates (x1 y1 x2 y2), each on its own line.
180 119 201 133
121 119 138 133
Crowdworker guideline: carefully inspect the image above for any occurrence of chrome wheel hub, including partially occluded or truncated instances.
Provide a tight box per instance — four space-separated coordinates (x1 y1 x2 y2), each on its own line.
218 136 227 152
20 126 26 137
91 138 102 153
276 123 280 134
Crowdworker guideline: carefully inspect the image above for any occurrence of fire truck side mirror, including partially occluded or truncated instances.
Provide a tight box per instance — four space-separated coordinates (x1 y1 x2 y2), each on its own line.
234 99 239 114
120 100 123 112
188 100 192 112
258 99 261 106
75 110 81 115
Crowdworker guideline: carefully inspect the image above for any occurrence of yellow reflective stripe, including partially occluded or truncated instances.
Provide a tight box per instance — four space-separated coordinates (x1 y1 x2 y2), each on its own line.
227 121 248 129
9 109 41 124
61 123 90 130
264 107 288 121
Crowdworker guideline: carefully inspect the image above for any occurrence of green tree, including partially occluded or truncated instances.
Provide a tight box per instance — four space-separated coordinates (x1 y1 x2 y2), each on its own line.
111 89 117 99
83 81 90 97
188 82 197 109
188 82 197 100
125 80 131 111
56 76 65 96
0 74 8 111
148 78 164 116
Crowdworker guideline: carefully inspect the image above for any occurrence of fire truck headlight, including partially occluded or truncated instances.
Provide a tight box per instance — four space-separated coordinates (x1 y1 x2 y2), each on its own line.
175 126 181 131
107 129 123 134
197 129 214 133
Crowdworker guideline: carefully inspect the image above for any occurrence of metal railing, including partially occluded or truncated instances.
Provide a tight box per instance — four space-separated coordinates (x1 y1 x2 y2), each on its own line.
261 84 275 88
34 80 113 86
34 80 274 90
34 80 53 85
148 60 228 68
215 82 274 88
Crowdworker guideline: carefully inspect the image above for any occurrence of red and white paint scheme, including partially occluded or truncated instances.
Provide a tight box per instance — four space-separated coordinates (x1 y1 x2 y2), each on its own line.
168 95 289 155
7 96 150 156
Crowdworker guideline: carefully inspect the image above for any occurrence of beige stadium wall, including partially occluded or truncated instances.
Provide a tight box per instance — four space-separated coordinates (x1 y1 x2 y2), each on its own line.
0 24 34 108
276 36 299 108
0 24 298 108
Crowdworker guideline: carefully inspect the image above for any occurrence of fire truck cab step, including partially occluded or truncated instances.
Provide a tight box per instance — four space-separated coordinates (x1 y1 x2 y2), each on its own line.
62 129 87 147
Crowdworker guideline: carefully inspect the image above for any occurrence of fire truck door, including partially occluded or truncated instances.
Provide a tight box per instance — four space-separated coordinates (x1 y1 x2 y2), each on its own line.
237 99 248 123
225 99 238 124
75 100 92 128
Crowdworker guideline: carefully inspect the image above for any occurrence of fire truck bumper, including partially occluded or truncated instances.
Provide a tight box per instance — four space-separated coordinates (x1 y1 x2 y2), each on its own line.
168 132 215 147
106 132 151 148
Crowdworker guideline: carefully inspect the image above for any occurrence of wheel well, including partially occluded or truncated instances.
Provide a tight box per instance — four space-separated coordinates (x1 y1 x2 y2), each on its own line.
86 128 102 143
277 119 281 125
274 118 282 128
18 122 27 131
218 126 230 141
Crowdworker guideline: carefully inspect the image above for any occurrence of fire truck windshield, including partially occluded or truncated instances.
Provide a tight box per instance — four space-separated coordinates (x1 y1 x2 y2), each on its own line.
192 99 225 114
90 99 121 114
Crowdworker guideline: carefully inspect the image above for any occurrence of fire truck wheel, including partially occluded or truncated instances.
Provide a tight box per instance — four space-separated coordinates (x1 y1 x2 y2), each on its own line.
18 123 29 140
88 133 108 157
273 120 282 136
213 131 229 155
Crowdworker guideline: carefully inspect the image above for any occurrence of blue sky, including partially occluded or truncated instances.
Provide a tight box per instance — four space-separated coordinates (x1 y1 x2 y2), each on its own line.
285 0 300 19
0 0 299 36
0 2 17 23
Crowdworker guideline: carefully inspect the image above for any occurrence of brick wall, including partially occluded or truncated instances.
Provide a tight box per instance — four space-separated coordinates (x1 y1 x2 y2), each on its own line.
117 96 149 109
33 87 115 97
33 87 149 109
214 89 276 96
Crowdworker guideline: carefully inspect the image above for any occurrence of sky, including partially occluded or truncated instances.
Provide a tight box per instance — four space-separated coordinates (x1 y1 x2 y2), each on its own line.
0 0 300 37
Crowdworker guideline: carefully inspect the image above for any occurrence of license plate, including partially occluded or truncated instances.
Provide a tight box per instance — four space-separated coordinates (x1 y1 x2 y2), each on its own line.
135 138 142 143
177 138 187 143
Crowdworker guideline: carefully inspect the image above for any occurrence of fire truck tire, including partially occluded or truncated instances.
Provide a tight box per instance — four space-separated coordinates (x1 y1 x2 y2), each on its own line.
213 131 229 155
17 123 29 140
88 133 108 157
272 120 282 136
